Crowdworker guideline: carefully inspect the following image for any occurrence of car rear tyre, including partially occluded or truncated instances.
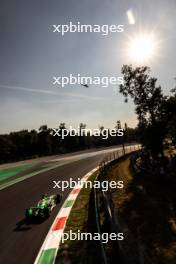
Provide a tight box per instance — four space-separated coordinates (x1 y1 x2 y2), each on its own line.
56 194 62 204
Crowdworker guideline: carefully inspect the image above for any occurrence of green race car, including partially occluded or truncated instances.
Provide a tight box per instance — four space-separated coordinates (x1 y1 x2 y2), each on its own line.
25 194 62 221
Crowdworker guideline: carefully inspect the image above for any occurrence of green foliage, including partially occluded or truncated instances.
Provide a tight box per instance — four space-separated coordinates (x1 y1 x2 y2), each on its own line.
0 122 136 164
119 64 176 156
163 93 176 144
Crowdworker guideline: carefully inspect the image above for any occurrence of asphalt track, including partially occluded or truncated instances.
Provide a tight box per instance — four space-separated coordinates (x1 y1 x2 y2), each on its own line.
0 146 126 264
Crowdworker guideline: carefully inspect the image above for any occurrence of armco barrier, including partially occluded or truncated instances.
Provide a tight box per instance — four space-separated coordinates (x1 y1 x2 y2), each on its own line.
93 144 142 264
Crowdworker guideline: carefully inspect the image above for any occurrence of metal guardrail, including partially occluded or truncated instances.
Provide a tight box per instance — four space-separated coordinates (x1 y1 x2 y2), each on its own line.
93 144 141 264
94 180 108 264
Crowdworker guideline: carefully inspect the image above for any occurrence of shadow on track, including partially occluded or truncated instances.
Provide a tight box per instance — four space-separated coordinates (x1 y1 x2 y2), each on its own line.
14 217 49 232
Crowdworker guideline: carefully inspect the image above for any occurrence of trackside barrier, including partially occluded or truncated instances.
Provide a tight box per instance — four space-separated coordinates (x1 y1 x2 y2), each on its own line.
93 144 143 264
94 184 108 264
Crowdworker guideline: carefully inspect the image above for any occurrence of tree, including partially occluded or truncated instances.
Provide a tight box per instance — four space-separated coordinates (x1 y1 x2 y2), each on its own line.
119 65 165 156
116 120 121 129
163 91 176 144
0 122 137 164
78 123 86 149
38 125 52 155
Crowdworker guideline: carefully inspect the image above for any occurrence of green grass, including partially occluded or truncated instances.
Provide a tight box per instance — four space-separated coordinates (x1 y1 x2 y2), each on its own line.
106 155 176 264
0 164 33 182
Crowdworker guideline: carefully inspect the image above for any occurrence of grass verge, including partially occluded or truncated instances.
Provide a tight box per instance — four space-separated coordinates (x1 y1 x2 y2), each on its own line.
105 155 176 264
0 164 33 183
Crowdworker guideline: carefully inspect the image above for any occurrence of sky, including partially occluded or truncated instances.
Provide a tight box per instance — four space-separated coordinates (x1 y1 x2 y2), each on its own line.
0 0 176 133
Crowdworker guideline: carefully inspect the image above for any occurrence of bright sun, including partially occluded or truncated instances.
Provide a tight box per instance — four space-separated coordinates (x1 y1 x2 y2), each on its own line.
127 34 157 63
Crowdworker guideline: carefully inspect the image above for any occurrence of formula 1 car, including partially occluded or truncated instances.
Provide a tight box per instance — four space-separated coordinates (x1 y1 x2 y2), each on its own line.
25 194 62 221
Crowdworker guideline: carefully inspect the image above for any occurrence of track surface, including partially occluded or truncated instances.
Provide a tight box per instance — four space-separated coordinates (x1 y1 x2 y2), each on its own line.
0 146 125 264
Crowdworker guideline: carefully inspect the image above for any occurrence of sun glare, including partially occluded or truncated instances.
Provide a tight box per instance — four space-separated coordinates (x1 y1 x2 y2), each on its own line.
127 34 158 63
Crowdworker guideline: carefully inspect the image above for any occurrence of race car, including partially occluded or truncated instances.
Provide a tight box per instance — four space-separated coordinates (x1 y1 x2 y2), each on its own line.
25 193 62 221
